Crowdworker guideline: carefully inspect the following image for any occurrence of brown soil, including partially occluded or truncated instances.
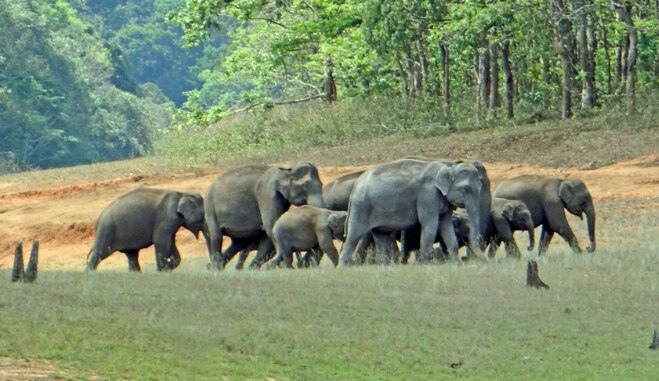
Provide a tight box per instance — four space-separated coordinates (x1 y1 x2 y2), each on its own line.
0 357 64 380
1 154 657 271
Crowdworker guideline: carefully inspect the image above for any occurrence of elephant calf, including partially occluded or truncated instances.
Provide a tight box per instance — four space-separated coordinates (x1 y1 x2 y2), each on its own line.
268 205 347 268
86 187 205 272
453 197 535 258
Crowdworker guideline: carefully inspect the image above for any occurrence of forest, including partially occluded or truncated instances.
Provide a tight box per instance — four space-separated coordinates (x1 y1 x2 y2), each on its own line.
0 0 657 171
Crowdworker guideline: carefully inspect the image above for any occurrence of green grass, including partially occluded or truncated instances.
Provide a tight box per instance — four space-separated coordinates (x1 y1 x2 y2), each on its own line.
1 198 657 380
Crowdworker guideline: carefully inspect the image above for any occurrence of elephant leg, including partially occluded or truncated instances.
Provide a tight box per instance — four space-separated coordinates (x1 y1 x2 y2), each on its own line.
503 239 521 258
390 233 402 263
372 231 396 264
248 237 275 269
207 227 225 270
165 245 182 271
546 208 583 253
437 216 458 262
154 244 169 272
487 237 501 258
354 234 374 264
318 234 339 267
295 251 304 268
538 226 554 255
124 250 141 272
220 240 249 269
269 239 294 269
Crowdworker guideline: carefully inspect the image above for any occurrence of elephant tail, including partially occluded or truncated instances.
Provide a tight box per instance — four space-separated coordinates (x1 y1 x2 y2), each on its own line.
85 247 93 264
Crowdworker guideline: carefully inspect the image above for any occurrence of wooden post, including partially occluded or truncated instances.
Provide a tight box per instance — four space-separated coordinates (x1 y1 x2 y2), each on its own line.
24 240 39 283
11 242 24 282
526 260 549 289
650 329 659 350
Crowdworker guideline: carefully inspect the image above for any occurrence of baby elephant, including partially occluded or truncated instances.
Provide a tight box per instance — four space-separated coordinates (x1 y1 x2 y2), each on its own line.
269 205 348 269
86 187 205 272
453 197 535 258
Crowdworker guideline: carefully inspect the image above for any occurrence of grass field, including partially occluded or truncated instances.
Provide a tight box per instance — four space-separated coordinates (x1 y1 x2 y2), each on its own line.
1 196 658 380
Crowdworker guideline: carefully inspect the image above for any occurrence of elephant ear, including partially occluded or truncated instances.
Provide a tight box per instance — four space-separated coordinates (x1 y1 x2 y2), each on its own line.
558 180 575 205
177 194 199 222
501 202 515 221
292 162 311 179
327 211 347 239
434 165 454 196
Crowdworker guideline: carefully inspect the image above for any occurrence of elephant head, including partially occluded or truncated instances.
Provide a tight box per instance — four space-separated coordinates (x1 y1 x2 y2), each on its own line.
559 179 596 252
177 192 205 239
435 162 484 256
277 161 324 208
501 200 535 251
327 211 348 241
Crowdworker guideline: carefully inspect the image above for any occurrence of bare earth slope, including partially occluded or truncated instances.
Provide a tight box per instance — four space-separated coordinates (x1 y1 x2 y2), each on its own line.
0 154 657 271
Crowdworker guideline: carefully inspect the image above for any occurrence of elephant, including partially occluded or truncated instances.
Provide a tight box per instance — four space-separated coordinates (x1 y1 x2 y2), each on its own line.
403 157 492 252
322 170 366 211
492 175 596 254
451 197 535 258
268 205 348 268
486 197 535 257
86 187 205 272
338 159 486 265
204 161 324 270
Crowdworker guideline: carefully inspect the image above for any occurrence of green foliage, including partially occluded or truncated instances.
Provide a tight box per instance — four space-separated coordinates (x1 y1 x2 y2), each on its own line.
0 0 172 171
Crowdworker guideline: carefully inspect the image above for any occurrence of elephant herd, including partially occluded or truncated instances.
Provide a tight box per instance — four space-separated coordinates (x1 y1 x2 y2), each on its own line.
85 158 596 272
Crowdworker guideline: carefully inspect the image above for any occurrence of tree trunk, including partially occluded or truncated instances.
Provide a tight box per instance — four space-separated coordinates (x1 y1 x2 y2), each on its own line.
477 35 490 114
602 23 612 94
417 41 429 95
575 0 594 111
613 2 637 115
394 52 409 96
489 42 500 115
502 39 515 119
324 56 337 103
552 0 577 120
440 44 451 112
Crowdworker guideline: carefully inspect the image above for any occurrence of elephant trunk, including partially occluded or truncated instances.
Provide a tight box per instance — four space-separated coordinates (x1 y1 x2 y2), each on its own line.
465 202 484 259
524 215 535 251
585 197 596 252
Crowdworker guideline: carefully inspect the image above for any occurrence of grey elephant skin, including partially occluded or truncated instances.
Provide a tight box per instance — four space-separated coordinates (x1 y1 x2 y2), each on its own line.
493 175 596 254
269 205 347 268
453 197 535 258
404 157 492 249
339 159 486 265
204 161 324 269
322 170 365 211
86 187 205 272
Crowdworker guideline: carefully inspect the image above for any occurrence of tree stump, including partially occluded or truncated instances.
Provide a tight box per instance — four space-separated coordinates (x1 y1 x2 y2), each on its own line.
526 260 549 289
11 242 24 282
24 240 39 283
650 329 659 350
10 240 38 283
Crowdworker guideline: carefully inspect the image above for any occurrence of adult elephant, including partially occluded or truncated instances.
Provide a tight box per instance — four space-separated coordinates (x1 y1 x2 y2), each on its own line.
322 170 365 211
404 157 492 252
492 175 596 254
86 187 205 272
339 159 486 265
205 161 324 269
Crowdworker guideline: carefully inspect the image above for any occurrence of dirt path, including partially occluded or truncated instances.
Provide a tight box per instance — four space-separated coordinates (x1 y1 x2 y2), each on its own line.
0 155 657 271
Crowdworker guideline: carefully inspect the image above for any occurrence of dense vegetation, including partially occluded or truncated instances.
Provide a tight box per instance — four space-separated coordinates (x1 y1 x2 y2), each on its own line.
1 0 657 171
0 0 174 171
